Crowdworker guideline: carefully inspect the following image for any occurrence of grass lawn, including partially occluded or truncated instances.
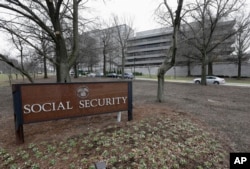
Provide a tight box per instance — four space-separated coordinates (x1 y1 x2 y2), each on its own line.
0 74 9 81
0 74 10 86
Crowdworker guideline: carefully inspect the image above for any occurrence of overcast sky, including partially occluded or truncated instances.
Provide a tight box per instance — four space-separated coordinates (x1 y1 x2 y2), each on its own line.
0 0 165 55
87 0 163 32
1 1 250 57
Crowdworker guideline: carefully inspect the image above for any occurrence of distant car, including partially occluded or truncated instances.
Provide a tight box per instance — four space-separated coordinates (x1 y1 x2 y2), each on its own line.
95 72 104 77
193 76 226 84
117 72 134 79
70 71 75 76
106 73 117 78
124 72 134 79
87 73 96 77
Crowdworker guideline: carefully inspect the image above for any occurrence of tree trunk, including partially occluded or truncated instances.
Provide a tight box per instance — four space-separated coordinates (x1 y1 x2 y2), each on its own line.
73 63 78 78
121 48 125 79
238 54 242 79
157 72 165 102
55 39 71 83
187 60 191 76
157 60 173 102
69 0 79 72
56 61 70 83
90 64 93 72
147 65 152 78
43 56 48 79
156 0 183 102
201 54 207 85
55 0 78 83
103 49 106 76
208 61 213 76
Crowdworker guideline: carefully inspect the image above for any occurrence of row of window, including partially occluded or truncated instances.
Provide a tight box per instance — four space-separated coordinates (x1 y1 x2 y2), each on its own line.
127 42 171 51
128 34 172 45
127 50 167 57
126 56 165 63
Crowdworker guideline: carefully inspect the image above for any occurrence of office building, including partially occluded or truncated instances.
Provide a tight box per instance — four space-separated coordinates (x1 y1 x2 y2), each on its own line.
124 20 250 77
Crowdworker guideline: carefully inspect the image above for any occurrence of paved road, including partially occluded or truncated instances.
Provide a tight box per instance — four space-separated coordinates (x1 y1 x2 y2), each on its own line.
136 77 250 87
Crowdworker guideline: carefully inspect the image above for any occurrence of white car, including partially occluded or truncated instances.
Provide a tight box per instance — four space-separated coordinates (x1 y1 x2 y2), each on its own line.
118 72 134 79
124 72 134 79
193 76 226 84
87 73 96 77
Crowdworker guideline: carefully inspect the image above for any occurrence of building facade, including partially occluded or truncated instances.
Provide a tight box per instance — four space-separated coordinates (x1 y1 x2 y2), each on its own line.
124 20 250 77
79 24 134 73
125 27 172 68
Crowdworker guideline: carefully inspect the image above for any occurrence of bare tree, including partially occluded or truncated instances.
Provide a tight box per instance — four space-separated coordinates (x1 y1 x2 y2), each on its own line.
9 31 26 71
235 12 250 79
38 31 53 79
97 23 114 76
0 14 57 80
0 0 86 83
178 20 236 77
0 22 36 82
156 0 184 102
101 29 111 75
176 40 199 76
0 53 34 83
78 33 99 72
29 25 55 79
112 15 134 78
181 0 244 85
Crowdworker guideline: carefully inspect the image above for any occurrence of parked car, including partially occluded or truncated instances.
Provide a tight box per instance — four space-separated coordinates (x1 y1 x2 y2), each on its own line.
193 76 226 84
117 72 134 79
95 72 104 77
124 72 134 79
87 72 96 77
106 73 118 78
70 71 75 76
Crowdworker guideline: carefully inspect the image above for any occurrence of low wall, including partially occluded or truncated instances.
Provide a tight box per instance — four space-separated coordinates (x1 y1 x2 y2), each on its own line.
125 62 250 77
